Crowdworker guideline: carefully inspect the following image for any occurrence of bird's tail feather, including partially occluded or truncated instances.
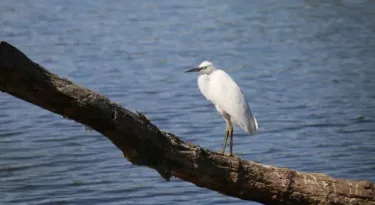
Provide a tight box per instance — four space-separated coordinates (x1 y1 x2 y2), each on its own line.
244 115 258 135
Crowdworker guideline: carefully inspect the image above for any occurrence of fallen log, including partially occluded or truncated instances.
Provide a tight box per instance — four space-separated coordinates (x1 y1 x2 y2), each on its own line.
0 41 374 205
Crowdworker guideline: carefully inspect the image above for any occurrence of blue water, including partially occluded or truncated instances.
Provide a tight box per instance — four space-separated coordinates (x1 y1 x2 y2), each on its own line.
1 0 375 204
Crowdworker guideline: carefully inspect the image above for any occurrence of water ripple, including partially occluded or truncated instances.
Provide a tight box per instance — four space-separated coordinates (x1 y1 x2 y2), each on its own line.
1 0 375 205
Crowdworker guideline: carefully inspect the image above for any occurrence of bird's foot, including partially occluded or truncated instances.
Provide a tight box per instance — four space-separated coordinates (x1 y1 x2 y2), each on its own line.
223 152 234 157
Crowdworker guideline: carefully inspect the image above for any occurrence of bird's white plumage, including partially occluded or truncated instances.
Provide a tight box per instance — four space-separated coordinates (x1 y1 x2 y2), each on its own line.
196 61 258 134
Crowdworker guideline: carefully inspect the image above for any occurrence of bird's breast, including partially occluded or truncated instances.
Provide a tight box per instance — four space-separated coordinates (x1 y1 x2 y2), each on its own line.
197 74 212 102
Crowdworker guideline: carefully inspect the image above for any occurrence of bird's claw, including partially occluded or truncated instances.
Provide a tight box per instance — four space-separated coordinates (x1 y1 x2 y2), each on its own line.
223 152 233 157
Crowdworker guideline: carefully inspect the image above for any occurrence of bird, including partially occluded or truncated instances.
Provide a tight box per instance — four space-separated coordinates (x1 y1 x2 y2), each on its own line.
185 61 258 156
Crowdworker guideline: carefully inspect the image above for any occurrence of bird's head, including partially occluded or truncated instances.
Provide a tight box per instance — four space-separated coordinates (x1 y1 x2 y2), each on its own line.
185 61 215 74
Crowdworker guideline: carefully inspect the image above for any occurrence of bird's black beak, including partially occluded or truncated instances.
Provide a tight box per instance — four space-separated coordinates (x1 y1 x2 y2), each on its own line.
184 67 201 73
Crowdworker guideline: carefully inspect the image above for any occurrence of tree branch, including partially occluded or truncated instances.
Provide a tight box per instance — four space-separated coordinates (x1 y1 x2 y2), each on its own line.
0 41 374 205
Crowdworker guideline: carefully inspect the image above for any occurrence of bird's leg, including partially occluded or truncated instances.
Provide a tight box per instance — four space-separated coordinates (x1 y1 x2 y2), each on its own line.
229 125 234 156
222 121 229 154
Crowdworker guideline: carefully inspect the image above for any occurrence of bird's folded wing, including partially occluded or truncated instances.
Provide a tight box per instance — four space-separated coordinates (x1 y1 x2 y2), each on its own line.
208 70 258 134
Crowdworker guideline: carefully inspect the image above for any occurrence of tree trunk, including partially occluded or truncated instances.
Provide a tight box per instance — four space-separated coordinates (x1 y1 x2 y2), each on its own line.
0 41 374 205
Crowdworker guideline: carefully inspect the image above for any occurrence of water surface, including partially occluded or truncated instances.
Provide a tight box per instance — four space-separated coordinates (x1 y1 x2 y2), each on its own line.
1 0 375 204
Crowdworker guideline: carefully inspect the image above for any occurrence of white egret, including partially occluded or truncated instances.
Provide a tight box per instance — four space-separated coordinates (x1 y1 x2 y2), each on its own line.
185 61 258 156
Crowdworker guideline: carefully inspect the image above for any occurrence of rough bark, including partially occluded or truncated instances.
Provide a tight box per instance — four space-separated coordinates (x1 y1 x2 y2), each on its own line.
0 41 374 205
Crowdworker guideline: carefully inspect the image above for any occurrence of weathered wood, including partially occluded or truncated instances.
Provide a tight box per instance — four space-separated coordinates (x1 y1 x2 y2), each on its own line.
0 41 374 205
